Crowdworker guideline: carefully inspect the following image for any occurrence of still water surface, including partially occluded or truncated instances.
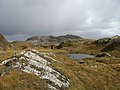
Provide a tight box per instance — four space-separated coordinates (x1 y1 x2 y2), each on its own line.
68 54 94 60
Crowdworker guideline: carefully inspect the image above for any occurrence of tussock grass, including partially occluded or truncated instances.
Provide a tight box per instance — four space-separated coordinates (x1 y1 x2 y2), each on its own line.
52 54 120 90
12 41 33 50
0 69 47 90
0 51 15 62
60 39 103 55
0 38 120 90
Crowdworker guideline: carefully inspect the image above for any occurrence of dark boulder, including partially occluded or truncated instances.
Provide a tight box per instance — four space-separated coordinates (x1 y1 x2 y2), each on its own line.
96 52 111 57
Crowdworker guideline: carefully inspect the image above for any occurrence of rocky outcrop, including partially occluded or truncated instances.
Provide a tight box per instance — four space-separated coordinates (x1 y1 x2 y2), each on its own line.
102 39 120 51
0 49 70 90
102 36 120 51
93 38 111 46
96 52 111 57
93 35 120 52
55 41 72 49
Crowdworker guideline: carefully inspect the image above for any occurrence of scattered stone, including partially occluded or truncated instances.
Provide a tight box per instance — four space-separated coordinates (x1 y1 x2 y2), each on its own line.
96 52 111 57
79 60 86 64
91 65 97 68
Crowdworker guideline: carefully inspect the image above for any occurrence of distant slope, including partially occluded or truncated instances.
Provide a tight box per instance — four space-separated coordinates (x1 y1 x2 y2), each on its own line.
0 33 9 50
93 37 111 46
26 34 82 46
102 36 120 51
93 35 120 52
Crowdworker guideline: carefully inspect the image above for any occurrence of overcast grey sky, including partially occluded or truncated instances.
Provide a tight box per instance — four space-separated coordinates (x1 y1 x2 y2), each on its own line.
0 0 120 41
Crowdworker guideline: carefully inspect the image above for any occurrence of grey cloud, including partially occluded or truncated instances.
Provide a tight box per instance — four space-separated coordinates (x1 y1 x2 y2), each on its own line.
0 0 120 40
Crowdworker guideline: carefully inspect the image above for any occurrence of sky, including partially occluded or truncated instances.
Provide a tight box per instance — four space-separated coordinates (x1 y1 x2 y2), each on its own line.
0 0 120 41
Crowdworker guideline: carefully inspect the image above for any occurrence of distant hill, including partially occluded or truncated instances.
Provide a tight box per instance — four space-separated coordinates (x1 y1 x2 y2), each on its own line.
93 37 111 46
93 35 120 51
26 34 82 46
102 35 120 51
0 33 9 50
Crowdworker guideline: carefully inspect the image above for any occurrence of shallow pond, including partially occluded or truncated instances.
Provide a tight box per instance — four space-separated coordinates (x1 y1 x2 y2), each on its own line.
68 54 95 60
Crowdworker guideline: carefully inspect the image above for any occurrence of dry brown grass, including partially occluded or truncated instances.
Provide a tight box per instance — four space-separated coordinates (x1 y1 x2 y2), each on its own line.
0 51 16 62
52 54 120 90
60 39 104 55
0 38 120 90
12 41 34 50
0 69 47 90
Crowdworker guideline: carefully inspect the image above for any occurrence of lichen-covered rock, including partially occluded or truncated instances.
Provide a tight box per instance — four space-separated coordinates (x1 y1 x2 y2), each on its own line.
0 49 70 90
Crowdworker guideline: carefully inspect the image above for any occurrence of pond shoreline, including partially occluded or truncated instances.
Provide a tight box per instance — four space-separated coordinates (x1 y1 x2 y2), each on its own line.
68 54 95 60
